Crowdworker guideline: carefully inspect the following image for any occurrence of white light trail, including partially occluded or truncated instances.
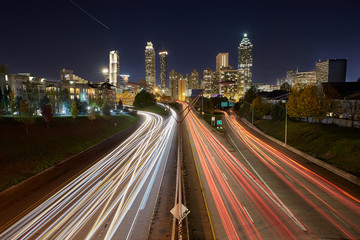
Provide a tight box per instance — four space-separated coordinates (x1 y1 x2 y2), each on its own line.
0 110 177 240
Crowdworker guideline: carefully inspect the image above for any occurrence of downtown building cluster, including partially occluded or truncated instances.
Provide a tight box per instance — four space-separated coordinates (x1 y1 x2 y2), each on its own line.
143 34 254 102
277 59 347 87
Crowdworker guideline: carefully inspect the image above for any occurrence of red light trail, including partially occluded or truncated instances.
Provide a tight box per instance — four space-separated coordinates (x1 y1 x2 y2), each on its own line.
184 103 360 239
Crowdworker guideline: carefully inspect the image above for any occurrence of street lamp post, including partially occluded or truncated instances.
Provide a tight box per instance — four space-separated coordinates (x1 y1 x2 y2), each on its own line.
285 107 288 144
202 93 204 118
251 105 254 125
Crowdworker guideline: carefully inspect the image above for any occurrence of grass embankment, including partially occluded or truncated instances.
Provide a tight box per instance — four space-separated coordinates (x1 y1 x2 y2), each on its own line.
138 104 169 116
254 119 360 177
0 115 139 191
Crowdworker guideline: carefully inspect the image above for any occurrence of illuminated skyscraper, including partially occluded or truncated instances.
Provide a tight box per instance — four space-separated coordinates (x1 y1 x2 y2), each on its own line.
190 69 199 89
202 68 213 98
159 50 168 91
238 33 253 85
109 50 119 87
145 42 156 90
216 53 229 72
178 77 186 101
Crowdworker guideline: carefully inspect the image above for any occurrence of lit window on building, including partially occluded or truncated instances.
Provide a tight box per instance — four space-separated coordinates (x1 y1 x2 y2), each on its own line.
76 88 80 94
70 88 74 94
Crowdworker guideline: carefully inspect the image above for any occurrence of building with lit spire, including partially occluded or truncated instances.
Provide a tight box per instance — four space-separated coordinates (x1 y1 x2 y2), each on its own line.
109 50 120 87
159 50 168 91
145 42 156 90
238 33 253 86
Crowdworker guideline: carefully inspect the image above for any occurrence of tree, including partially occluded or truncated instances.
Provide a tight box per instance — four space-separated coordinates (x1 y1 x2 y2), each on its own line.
22 80 40 115
39 94 50 108
102 97 112 116
207 98 215 113
60 89 71 114
211 95 228 109
244 86 259 103
286 86 305 119
117 100 123 110
70 100 79 119
41 104 53 129
133 90 156 108
3 87 10 113
0 102 4 118
88 108 96 122
17 100 35 135
357 77 360 82
0 89 7 115
47 90 60 115
9 90 16 114
280 82 291 92
235 99 252 120
287 84 339 122
75 98 88 115
251 97 270 119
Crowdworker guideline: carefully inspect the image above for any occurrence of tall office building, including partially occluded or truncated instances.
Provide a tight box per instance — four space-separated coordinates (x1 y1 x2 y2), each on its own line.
159 50 168 91
185 73 190 90
145 42 156 90
178 77 186 101
169 69 178 99
219 66 245 101
216 53 229 72
190 69 199 89
238 33 253 85
316 59 347 83
202 68 213 98
109 50 120 87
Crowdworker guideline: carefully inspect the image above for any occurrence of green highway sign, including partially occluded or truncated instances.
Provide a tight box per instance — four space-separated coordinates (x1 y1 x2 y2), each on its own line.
221 102 228 107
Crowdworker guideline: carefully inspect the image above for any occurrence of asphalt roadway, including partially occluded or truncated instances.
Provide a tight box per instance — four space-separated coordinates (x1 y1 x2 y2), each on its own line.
185 107 360 239
0 111 178 240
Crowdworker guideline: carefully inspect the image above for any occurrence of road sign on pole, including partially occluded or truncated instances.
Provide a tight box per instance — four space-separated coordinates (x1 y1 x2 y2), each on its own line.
170 203 190 221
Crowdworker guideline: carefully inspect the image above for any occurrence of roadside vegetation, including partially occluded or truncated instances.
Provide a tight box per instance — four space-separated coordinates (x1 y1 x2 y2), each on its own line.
254 118 360 177
234 85 360 177
139 105 169 116
133 90 169 116
0 115 139 191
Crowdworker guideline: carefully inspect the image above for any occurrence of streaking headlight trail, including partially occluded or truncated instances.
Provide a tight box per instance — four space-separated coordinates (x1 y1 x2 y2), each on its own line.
0 110 177 240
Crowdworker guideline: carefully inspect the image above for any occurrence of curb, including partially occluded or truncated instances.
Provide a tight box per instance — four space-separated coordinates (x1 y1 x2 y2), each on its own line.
240 117 360 186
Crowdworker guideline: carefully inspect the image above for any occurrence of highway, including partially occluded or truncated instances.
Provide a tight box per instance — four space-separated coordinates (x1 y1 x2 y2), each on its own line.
184 104 360 239
0 110 177 240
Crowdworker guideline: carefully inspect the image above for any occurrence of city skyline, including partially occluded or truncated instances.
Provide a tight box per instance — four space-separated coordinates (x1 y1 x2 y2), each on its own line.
1 1 360 84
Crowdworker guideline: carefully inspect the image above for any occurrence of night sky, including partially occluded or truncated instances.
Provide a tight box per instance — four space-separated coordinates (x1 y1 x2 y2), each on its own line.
1 0 359 85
